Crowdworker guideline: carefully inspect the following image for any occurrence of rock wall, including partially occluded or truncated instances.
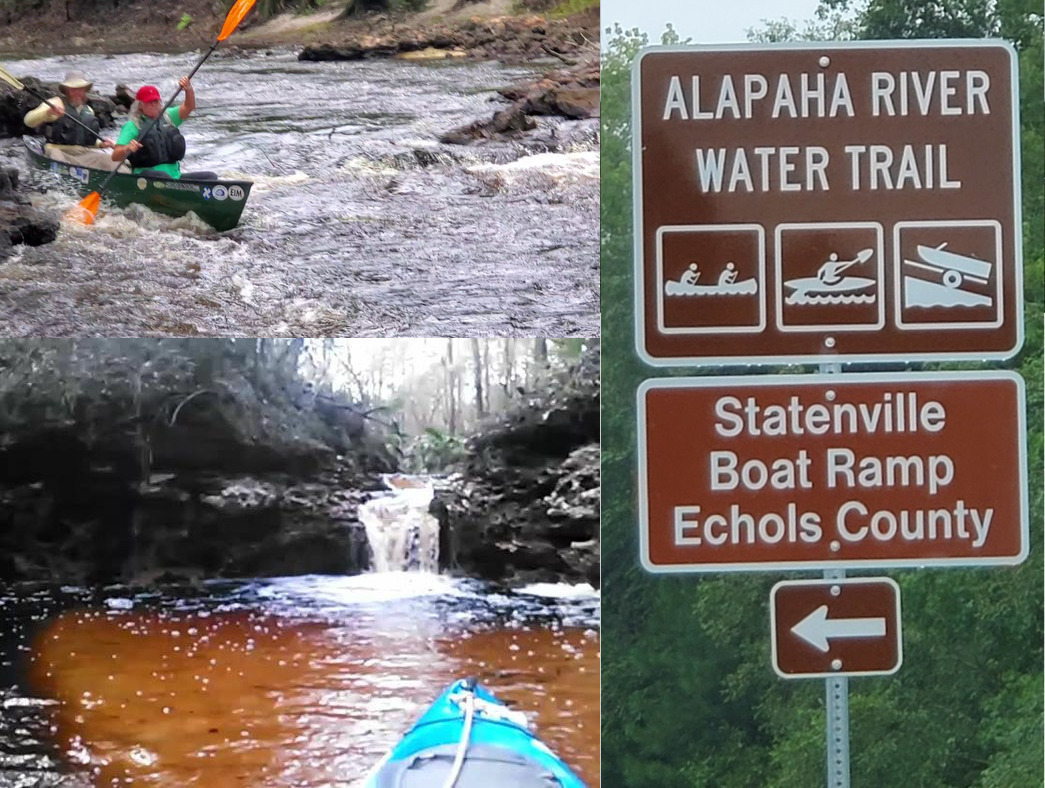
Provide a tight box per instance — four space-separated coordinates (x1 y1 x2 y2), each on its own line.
0 341 396 583
433 346 600 587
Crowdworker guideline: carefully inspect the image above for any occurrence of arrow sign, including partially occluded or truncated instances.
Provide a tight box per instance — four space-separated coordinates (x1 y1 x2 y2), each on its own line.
771 578 902 679
791 605 887 653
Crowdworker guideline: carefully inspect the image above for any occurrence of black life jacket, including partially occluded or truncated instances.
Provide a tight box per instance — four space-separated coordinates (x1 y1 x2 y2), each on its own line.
44 99 101 147
127 112 186 169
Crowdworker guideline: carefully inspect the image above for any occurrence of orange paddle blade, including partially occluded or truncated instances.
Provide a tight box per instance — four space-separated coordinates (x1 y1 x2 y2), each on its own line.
67 192 100 224
218 0 258 41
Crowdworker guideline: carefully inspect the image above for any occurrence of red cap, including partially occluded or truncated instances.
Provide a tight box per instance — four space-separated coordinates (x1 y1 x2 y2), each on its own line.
136 85 161 103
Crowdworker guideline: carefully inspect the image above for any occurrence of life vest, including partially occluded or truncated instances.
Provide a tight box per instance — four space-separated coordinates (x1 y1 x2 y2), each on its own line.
127 112 186 169
44 99 101 147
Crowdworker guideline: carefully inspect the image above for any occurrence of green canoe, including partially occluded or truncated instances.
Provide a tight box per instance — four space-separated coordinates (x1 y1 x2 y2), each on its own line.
23 135 252 232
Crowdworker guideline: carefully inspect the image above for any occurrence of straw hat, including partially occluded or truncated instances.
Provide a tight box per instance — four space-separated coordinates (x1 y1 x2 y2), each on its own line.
59 70 93 93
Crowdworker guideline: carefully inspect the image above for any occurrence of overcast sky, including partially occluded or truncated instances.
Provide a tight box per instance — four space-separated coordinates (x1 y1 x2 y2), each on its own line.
601 0 825 44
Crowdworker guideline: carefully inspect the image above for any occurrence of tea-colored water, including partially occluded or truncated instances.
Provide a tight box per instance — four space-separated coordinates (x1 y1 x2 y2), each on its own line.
19 583 598 786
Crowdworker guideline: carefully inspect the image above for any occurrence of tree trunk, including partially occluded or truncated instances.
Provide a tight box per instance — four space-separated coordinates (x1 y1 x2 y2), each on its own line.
445 339 458 435
471 338 485 420
502 338 515 401
482 341 490 415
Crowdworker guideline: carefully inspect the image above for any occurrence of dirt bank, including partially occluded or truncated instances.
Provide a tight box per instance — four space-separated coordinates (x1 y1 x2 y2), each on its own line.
0 0 599 63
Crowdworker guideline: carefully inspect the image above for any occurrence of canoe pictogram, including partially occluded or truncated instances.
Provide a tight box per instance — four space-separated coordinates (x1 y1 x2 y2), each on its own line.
665 260 758 297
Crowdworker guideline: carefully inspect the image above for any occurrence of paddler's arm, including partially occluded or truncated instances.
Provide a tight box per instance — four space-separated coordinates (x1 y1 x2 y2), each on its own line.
111 138 142 163
177 76 195 121
23 98 64 129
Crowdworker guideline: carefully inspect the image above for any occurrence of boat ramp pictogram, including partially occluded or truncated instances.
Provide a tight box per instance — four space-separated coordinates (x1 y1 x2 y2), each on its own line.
902 243 994 308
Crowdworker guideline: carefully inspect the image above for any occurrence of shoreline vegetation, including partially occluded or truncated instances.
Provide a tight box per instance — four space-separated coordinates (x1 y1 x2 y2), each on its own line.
0 0 599 64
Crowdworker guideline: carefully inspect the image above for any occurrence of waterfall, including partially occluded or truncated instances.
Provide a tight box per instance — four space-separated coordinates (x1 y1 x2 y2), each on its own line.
357 475 439 574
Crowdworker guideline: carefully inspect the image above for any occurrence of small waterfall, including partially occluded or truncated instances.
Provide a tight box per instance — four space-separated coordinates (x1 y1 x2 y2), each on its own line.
358 475 440 573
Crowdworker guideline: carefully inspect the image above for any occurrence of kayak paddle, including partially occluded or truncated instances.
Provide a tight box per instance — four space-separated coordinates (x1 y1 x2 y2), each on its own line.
69 0 258 225
829 247 874 276
0 64 110 144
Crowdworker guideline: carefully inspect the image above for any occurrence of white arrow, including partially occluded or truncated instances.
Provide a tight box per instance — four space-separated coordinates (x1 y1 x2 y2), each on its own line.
791 605 886 653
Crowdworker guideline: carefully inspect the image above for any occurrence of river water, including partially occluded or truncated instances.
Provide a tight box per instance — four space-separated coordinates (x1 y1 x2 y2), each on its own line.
0 575 600 787
0 50 599 336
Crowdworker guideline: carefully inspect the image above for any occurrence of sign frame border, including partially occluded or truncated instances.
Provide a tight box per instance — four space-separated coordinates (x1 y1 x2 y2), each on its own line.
631 38 1024 367
636 370 1030 573
769 577 904 679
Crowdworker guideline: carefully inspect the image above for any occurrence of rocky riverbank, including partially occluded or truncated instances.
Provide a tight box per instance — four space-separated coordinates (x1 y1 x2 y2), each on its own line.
0 341 395 583
0 0 599 65
0 341 601 587
434 343 600 587
0 164 59 260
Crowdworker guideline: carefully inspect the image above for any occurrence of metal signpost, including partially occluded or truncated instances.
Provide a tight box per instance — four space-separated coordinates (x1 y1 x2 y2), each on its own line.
632 41 1023 366
635 371 1029 785
631 39 1027 787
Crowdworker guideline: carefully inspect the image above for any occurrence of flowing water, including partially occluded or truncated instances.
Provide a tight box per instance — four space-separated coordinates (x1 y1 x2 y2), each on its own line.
358 475 440 574
0 474 599 786
0 576 600 787
0 50 599 336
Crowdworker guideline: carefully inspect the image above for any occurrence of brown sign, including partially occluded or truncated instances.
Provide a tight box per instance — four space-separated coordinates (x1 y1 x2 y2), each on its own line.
638 372 1028 571
771 578 902 678
633 42 1023 365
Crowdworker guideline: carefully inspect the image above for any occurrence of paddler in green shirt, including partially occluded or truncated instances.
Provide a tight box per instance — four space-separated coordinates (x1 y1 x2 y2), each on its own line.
111 76 216 181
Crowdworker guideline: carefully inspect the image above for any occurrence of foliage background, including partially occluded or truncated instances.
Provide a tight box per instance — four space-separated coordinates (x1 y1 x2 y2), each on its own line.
600 2 1044 786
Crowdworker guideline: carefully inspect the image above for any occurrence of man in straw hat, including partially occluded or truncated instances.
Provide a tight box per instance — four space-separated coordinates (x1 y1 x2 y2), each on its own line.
23 70 124 171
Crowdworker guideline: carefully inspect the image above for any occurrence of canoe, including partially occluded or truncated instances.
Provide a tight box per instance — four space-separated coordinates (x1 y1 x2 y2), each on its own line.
22 135 252 232
362 679 587 788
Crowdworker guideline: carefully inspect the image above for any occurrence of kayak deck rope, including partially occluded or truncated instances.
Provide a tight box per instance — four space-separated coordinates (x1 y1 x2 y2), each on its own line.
443 682 477 788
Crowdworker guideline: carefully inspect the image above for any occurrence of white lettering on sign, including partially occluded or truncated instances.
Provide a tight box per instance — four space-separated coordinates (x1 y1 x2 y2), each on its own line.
844 144 960 190
663 69 991 121
663 72 856 120
673 501 994 550
662 67 991 194
824 449 955 495
693 143 961 192
714 391 947 437
695 146 831 192
674 503 824 546
869 70 990 116
710 450 814 491
669 387 995 554
836 500 993 548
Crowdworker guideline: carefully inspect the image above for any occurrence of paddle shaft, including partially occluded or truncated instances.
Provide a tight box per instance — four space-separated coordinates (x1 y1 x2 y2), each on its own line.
827 248 874 276
95 42 218 194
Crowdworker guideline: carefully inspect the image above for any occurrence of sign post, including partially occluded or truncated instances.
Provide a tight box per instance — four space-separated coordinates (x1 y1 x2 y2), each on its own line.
630 39 1027 786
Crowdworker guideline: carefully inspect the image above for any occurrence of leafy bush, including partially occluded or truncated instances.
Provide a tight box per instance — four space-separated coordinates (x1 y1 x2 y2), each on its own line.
404 428 465 473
